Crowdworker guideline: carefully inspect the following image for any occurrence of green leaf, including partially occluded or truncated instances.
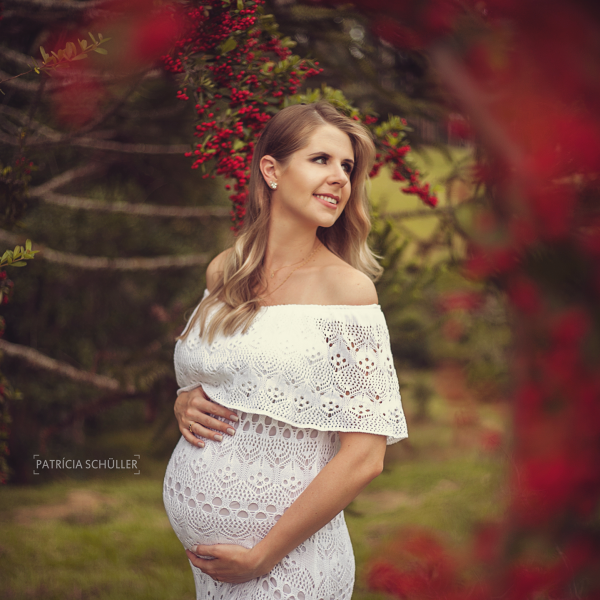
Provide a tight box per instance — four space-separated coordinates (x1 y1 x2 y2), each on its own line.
79 39 88 51
280 37 297 49
40 46 49 62
93 47 108 55
220 37 237 55
65 42 76 59
89 32 98 44
25 239 31 252
237 0 244 9
10 262 27 267
98 33 104 40
72 54 88 61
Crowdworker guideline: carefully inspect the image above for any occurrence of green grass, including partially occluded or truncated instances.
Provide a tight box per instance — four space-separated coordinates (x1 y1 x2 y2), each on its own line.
0 479 193 600
0 380 508 600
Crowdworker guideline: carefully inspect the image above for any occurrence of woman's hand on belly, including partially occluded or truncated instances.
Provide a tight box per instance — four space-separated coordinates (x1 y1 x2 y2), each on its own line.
175 386 238 448
186 543 271 584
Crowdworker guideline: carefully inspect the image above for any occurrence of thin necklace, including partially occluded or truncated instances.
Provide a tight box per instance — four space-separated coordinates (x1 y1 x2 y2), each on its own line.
262 240 321 300
269 255 305 279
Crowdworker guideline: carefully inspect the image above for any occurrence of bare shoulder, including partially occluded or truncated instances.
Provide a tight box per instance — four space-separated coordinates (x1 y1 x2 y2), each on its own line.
206 247 233 292
318 256 378 306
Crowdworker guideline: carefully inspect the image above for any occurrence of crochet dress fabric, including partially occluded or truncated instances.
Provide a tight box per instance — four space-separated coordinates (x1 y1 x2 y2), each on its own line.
163 292 407 600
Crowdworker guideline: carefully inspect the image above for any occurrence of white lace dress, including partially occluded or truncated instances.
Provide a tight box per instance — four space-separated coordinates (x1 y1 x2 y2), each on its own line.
163 292 407 600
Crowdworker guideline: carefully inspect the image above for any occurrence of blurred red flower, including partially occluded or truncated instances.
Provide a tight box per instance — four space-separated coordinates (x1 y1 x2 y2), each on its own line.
507 275 541 315
51 73 108 127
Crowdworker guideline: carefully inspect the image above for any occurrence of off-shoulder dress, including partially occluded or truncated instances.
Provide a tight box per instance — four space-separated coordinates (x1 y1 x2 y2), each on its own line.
163 291 407 600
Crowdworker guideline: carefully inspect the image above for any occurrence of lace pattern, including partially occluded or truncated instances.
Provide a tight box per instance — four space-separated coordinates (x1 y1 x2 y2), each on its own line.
164 412 355 600
175 293 407 445
164 294 406 599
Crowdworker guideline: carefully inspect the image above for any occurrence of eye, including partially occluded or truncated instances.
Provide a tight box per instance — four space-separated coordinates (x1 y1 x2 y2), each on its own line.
342 162 353 174
313 156 327 165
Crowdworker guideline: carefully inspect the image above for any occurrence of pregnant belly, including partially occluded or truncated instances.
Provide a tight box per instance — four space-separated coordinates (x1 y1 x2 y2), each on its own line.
163 411 339 551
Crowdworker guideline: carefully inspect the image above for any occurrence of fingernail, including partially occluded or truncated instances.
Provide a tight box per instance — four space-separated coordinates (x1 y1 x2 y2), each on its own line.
198 441 204 448
229 414 239 422
227 428 235 436
214 434 223 442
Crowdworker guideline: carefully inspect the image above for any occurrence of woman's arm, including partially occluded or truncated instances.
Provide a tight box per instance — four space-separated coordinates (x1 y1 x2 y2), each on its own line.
187 431 386 583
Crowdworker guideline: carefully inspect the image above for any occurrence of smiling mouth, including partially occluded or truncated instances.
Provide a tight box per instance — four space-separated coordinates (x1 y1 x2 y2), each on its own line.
314 194 338 206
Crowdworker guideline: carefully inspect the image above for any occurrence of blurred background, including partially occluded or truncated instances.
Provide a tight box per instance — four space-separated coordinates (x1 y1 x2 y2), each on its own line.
1 0 598 598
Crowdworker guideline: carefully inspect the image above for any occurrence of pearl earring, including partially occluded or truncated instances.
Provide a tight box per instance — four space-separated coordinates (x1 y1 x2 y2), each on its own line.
269 181 278 190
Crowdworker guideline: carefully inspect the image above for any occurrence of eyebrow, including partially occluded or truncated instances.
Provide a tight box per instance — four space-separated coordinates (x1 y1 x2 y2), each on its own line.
308 151 355 166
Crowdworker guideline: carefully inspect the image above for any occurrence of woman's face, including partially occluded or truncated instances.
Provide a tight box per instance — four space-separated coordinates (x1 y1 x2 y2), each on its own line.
265 123 355 229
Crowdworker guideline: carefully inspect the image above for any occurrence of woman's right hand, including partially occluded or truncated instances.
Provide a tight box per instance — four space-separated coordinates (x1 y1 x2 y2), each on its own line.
175 387 238 448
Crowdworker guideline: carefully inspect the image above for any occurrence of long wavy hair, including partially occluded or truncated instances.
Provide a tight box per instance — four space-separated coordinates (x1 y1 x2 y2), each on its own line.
183 101 381 342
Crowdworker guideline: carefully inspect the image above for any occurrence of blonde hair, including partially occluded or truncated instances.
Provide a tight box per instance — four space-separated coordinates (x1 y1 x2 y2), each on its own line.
183 101 381 342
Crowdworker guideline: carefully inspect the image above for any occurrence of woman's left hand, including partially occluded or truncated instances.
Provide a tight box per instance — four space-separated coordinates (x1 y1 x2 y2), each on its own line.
185 543 270 584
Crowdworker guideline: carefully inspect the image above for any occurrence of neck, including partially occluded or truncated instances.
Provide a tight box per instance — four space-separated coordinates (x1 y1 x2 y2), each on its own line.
264 218 319 273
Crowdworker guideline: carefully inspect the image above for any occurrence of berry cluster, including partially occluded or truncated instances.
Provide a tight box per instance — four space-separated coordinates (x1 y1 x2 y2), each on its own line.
164 0 436 230
370 121 437 207
163 0 322 230
373 146 437 207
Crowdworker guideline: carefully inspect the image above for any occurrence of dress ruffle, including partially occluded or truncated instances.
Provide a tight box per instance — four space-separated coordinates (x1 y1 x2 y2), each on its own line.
175 292 407 445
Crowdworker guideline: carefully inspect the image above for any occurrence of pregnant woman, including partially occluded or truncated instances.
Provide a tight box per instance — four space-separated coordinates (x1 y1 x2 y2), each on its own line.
163 101 407 600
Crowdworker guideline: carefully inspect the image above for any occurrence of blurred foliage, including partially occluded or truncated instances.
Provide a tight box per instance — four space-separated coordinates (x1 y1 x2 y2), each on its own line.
0 1 232 482
371 211 511 403
0 0 506 488
371 214 440 368
264 0 447 129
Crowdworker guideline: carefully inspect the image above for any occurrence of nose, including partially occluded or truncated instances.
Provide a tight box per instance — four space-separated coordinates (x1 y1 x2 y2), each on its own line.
328 162 350 187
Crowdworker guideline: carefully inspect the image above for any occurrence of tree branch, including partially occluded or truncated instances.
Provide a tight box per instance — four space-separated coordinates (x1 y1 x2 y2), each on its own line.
0 338 136 393
28 164 106 195
4 0 104 9
3 0 109 21
383 200 478 220
38 192 232 219
0 128 191 155
384 206 448 220
0 125 191 154
28 165 230 218
0 68 42 92
0 229 211 270
0 65 163 93
0 47 36 69
66 137 191 155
